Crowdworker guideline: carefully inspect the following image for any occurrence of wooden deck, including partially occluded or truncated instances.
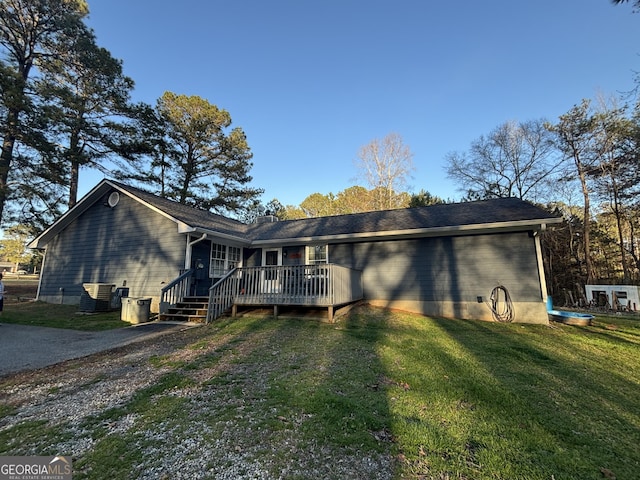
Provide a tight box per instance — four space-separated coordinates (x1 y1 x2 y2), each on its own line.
207 264 364 322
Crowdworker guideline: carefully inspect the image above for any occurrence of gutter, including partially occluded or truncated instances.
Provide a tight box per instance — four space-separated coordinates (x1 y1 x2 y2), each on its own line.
185 233 208 270
251 217 563 247
178 223 249 245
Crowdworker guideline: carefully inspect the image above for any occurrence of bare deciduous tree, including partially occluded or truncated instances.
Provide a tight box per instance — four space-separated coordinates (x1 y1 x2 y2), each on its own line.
445 119 559 202
547 100 598 284
353 132 415 210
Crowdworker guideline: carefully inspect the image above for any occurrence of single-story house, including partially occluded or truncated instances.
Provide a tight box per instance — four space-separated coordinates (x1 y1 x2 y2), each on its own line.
28 179 562 323
0 262 16 273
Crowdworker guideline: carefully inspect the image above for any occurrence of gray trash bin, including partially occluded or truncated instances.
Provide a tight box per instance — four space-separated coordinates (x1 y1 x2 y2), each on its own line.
121 297 152 324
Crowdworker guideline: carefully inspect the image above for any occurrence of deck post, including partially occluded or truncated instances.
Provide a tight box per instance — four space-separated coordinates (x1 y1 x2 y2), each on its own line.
232 304 237 317
274 305 279 318
328 306 334 323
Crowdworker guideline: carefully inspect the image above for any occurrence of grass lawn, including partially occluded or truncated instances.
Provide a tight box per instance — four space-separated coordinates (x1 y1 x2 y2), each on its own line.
1 278 128 330
377 311 640 479
1 301 127 330
1 306 638 479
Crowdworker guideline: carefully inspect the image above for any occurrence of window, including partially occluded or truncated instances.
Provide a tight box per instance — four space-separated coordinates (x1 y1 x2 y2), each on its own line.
307 244 328 264
228 246 241 270
211 243 226 277
210 243 242 277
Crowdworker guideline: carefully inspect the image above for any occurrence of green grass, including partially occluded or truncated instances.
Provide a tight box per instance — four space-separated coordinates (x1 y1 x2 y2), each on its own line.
1 301 129 330
375 312 640 479
1 307 639 479
1 279 127 330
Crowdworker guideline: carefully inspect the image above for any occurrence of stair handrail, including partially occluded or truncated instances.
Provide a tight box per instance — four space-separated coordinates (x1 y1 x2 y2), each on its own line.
160 269 194 314
207 268 240 323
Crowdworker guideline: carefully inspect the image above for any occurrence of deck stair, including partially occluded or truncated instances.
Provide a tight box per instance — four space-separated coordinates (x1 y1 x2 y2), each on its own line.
159 296 209 322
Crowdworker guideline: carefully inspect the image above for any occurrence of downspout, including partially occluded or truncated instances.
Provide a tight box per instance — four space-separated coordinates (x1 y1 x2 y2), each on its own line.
36 248 47 302
185 233 208 270
534 225 548 302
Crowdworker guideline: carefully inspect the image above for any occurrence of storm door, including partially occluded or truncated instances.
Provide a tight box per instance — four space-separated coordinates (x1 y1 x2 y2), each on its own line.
262 248 282 293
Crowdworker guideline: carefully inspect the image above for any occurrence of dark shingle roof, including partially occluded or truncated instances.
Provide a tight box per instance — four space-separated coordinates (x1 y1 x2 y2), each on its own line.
246 197 561 241
30 180 561 250
116 182 561 242
112 181 251 239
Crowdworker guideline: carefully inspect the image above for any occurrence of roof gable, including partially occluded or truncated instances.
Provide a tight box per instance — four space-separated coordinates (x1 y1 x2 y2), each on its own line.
107 181 250 239
28 179 250 248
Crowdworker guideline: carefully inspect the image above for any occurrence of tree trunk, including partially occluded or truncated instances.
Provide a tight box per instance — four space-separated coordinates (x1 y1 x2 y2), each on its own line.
68 126 82 209
0 108 20 223
612 198 630 284
576 161 593 284
0 58 32 224
69 158 79 209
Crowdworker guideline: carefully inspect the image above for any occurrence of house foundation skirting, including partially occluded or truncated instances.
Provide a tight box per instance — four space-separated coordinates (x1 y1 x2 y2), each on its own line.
38 294 82 307
367 299 549 324
38 294 161 314
232 301 360 323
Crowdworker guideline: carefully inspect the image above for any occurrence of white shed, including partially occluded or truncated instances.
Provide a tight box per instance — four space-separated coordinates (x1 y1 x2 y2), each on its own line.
585 285 640 311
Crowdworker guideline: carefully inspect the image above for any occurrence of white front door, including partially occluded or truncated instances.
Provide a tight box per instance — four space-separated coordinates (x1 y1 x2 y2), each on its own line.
262 248 282 293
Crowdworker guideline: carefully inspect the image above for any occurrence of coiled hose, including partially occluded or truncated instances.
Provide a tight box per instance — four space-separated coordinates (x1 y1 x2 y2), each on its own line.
489 285 514 323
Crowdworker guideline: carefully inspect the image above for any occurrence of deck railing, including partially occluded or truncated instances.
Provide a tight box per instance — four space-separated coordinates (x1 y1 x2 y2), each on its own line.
206 268 240 323
159 269 193 313
206 264 363 322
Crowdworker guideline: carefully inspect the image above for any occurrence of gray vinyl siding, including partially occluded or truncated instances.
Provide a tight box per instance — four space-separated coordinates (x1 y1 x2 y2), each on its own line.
243 248 261 267
38 193 186 301
329 231 541 303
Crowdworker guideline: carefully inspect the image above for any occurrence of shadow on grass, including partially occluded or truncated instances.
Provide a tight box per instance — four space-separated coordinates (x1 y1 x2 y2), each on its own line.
424 317 640 480
248 312 395 476
71 311 395 479
7 302 638 479
580 315 640 346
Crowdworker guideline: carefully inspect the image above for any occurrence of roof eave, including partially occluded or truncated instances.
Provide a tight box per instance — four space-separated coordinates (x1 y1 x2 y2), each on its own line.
180 225 250 245
251 217 562 247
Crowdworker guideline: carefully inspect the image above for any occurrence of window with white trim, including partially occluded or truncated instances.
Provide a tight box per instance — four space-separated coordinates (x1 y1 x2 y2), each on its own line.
306 244 328 264
228 246 241 270
210 243 242 277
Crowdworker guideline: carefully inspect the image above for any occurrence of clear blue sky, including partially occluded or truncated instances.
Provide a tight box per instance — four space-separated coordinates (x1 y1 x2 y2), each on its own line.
82 0 639 207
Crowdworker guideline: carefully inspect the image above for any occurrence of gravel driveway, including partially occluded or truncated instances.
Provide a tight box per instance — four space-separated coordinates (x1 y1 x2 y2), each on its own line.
0 317 393 479
0 321 199 376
